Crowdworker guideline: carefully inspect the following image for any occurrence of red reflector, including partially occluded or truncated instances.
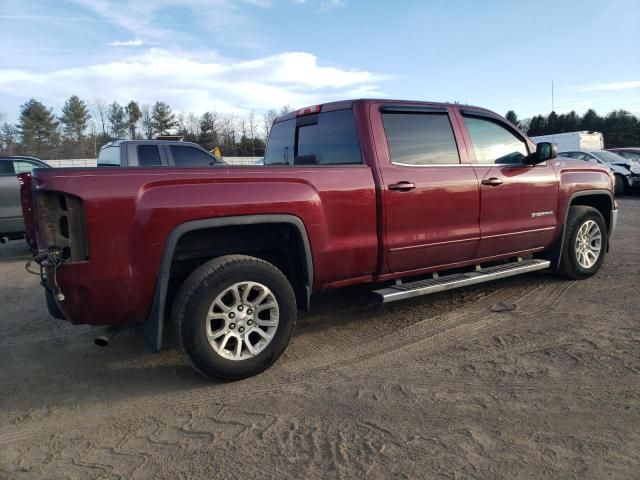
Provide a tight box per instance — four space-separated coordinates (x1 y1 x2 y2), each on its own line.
296 104 322 117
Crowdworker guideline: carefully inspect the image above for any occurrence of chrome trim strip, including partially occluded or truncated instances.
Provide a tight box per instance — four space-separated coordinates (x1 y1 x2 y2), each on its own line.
390 162 472 167
481 226 556 240
610 209 618 237
390 236 480 252
373 259 551 303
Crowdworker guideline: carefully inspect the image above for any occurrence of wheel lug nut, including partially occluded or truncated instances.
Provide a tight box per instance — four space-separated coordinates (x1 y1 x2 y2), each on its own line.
238 305 244 312
239 327 245 333
247 320 253 326
229 323 236 329
247 308 253 315
229 312 235 319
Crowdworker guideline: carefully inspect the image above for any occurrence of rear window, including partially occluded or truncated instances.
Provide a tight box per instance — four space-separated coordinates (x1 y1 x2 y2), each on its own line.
264 109 361 166
170 145 216 166
138 145 162 166
97 146 120 166
382 112 460 165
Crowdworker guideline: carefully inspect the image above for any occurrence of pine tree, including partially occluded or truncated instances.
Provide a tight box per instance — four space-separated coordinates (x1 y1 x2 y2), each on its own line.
125 101 142 139
17 98 59 158
108 102 127 139
60 95 91 157
505 110 520 129
151 101 177 135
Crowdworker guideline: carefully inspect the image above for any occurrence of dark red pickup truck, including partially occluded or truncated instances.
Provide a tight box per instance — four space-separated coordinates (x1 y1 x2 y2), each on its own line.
24 99 617 379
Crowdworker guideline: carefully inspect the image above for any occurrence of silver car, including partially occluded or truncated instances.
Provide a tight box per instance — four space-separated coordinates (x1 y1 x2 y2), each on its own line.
559 150 640 196
0 156 50 243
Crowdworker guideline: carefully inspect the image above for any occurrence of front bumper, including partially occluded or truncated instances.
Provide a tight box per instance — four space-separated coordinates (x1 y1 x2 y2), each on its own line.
626 174 640 189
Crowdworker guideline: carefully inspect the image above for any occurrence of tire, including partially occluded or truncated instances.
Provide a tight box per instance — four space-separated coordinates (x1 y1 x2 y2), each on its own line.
614 175 625 196
45 288 66 320
172 255 297 380
556 206 607 279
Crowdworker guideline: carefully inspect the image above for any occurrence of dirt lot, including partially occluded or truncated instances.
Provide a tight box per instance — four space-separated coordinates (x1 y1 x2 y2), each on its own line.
1 198 639 479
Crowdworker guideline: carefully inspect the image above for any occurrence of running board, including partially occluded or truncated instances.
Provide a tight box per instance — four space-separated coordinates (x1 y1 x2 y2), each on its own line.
372 259 551 304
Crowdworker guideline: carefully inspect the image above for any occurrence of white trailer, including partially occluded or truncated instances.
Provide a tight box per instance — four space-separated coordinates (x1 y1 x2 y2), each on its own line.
531 131 604 151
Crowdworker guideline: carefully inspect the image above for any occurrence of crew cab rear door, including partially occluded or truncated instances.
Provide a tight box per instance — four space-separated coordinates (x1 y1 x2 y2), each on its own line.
371 103 480 273
455 109 559 258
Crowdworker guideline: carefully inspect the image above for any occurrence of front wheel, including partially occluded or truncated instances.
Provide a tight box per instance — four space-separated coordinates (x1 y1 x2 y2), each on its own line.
614 175 625 196
556 206 607 279
173 255 297 380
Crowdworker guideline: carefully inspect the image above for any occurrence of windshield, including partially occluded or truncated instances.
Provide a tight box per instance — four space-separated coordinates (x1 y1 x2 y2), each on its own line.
591 150 626 163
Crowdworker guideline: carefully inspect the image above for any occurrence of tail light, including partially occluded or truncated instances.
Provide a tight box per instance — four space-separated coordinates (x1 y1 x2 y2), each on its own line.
296 104 322 117
18 173 36 253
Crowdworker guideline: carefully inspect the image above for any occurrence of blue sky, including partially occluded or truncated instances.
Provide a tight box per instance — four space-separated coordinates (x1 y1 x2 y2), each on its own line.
1 0 639 124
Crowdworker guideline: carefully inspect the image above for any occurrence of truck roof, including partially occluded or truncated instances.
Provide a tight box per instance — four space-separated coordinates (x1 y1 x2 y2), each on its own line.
101 139 201 149
274 98 495 123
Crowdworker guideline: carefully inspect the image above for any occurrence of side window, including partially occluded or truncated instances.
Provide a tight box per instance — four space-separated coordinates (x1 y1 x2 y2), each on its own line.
97 146 120 166
170 146 215 166
137 145 162 166
382 112 460 165
464 116 529 164
264 119 295 165
0 161 16 175
295 110 361 165
12 160 38 173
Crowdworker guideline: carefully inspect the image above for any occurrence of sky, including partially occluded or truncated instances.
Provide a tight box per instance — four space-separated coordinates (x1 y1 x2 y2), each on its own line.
0 0 639 124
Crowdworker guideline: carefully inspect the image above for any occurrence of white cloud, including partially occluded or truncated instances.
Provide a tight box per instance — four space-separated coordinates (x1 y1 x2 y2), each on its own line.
106 39 144 47
0 49 387 116
575 80 640 92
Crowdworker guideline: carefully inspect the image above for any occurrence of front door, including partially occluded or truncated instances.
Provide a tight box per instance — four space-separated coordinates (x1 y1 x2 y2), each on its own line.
373 104 481 273
458 112 559 258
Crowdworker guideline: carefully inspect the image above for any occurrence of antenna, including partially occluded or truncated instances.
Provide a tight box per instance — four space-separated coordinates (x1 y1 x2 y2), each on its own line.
551 80 555 113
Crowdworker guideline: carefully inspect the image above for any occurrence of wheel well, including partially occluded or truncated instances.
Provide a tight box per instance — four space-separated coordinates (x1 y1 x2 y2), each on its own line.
167 223 309 312
570 193 613 232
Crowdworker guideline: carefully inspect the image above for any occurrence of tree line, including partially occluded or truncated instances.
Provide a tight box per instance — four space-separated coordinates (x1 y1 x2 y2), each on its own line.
505 109 640 147
0 96 290 160
1 96 638 160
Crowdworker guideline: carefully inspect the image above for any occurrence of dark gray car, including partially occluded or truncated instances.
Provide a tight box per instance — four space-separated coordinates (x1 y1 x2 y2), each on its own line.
0 156 50 242
98 140 224 167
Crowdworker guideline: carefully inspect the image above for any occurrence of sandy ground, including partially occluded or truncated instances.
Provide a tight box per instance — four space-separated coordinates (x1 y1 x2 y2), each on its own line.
1 198 639 479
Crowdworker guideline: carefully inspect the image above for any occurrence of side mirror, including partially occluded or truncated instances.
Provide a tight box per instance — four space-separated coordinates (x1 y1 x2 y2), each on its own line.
532 142 557 164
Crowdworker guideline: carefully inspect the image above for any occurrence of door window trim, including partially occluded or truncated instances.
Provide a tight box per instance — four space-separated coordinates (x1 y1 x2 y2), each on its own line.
380 107 464 168
456 109 538 167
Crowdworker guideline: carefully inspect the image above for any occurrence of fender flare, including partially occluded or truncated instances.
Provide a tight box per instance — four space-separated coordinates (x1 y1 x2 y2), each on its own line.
144 214 314 352
545 189 614 270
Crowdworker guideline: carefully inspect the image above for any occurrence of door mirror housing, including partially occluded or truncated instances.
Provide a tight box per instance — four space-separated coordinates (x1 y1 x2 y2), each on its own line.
530 142 557 164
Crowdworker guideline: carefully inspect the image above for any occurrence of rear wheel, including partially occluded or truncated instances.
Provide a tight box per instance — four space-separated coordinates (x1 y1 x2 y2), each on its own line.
556 206 607 279
173 255 297 380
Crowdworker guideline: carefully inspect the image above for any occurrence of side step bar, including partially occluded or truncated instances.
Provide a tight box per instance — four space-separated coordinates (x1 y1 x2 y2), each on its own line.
372 259 551 304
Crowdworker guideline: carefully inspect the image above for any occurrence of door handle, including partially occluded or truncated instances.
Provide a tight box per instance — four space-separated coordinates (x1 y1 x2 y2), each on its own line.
388 181 416 191
481 177 503 186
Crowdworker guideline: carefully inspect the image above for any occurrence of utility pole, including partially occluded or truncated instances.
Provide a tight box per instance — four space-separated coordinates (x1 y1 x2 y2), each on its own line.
551 80 555 112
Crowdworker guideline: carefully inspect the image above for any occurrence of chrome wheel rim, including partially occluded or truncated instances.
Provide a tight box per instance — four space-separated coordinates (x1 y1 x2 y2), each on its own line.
574 220 602 269
206 281 279 361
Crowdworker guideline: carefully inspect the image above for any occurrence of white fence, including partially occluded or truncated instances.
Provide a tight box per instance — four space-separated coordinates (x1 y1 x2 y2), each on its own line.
46 157 263 168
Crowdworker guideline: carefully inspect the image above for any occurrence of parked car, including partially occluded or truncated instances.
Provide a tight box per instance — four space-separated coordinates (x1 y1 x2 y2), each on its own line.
23 99 617 380
607 147 640 161
558 149 640 195
97 140 224 167
0 156 50 243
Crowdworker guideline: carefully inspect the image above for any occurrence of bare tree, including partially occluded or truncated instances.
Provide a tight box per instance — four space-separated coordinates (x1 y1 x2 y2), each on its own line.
140 104 153 139
92 100 109 138
263 109 278 140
